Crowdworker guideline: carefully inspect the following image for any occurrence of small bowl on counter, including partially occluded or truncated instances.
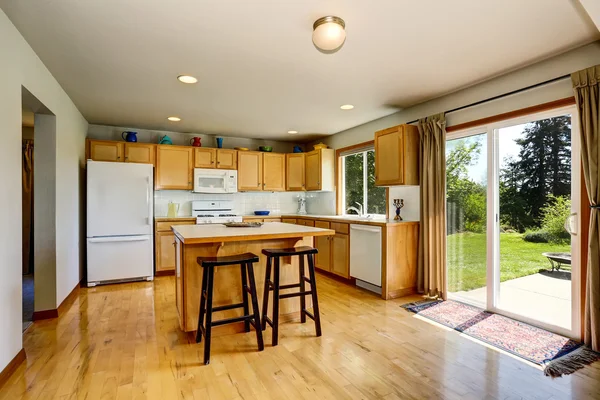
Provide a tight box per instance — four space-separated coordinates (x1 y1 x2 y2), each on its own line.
254 210 270 216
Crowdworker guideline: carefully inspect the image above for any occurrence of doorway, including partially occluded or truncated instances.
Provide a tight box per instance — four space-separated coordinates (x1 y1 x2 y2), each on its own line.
446 105 580 338
22 107 35 331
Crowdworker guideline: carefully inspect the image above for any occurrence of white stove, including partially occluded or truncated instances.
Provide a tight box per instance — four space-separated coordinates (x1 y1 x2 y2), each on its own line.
192 200 243 224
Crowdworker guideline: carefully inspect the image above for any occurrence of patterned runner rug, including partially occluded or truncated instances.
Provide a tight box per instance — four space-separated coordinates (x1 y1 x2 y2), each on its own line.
402 299 599 377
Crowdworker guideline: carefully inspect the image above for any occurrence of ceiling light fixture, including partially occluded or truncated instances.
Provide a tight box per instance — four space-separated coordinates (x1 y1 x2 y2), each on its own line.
167 116 181 122
288 130 298 134
312 16 346 53
340 104 354 110
177 75 198 84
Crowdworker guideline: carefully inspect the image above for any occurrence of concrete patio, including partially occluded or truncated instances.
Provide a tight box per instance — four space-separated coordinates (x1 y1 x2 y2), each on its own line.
452 270 572 330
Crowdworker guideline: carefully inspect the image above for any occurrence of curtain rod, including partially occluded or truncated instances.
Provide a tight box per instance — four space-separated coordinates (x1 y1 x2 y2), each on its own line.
406 74 571 125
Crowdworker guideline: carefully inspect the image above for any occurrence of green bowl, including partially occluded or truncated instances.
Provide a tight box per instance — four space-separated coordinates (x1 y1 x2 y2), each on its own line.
259 146 273 152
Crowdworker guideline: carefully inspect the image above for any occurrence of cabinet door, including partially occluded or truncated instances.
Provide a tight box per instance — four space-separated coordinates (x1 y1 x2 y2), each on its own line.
305 150 321 191
314 221 331 272
331 234 349 278
263 153 286 191
237 151 263 191
281 218 297 224
194 148 216 168
125 143 155 164
286 153 305 191
156 231 176 272
89 140 124 162
375 126 405 185
156 145 194 190
217 149 238 169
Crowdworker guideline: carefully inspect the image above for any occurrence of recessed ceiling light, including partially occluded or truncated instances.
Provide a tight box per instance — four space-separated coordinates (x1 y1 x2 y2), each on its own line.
340 104 354 110
167 116 181 122
177 75 198 84
288 130 298 134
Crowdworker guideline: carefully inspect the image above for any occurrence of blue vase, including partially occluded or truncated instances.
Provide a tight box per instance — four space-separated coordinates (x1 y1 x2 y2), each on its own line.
216 137 223 148
122 131 138 142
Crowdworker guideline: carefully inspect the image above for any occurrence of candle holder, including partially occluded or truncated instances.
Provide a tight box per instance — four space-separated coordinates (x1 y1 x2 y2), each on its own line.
393 199 404 221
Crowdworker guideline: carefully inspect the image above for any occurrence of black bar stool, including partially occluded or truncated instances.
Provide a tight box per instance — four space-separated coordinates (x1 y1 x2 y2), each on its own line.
261 246 322 346
196 252 264 365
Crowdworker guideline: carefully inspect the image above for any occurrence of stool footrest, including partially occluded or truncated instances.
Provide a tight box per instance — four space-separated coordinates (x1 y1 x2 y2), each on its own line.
212 315 254 327
212 302 244 312
304 310 315 321
303 277 311 284
280 283 301 290
280 290 313 299
263 316 273 328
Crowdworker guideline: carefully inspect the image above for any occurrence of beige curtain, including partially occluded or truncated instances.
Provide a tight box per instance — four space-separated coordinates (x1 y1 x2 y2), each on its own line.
22 139 34 275
572 66 600 351
417 113 447 299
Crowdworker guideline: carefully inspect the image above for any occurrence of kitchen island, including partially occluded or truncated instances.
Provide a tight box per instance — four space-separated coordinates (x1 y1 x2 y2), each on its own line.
172 222 335 335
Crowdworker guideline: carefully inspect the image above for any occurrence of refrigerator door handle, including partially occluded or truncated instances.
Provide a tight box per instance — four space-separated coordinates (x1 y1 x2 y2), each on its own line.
89 236 150 243
146 177 152 225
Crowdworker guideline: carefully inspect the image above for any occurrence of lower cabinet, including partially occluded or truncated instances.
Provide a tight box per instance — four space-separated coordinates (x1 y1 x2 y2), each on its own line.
155 219 196 274
331 234 350 278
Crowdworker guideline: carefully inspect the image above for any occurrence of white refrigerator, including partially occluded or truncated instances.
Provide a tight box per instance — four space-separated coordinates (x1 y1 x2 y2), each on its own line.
86 161 154 286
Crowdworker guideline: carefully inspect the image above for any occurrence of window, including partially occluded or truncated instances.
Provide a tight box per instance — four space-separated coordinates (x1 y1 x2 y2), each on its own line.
341 148 386 216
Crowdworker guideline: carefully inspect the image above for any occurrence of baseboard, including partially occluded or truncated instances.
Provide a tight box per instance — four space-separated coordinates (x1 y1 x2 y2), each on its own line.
387 287 417 299
0 348 26 388
33 280 81 321
155 270 175 277
32 309 58 320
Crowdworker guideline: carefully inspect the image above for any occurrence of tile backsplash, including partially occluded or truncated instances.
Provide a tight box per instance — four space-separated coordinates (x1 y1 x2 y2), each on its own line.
388 186 420 221
155 190 336 217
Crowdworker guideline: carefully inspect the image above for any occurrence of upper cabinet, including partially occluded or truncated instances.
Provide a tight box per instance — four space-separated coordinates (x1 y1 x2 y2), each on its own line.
89 140 124 162
305 149 334 191
237 151 263 191
263 153 286 191
156 145 194 190
194 148 216 168
374 124 419 186
124 143 155 164
216 149 237 169
286 153 305 191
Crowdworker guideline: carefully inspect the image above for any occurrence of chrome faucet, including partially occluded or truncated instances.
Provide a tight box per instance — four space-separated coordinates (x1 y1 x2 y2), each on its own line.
347 202 370 218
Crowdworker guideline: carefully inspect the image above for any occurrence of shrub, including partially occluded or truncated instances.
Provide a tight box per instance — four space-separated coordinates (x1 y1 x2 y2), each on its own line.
540 195 571 243
523 230 551 243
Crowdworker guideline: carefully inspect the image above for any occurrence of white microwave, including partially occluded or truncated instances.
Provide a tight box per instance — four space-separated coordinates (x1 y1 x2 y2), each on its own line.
193 168 238 193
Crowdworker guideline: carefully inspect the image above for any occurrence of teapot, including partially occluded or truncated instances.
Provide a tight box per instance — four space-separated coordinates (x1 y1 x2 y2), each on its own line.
190 137 202 147
121 131 138 142
158 135 173 145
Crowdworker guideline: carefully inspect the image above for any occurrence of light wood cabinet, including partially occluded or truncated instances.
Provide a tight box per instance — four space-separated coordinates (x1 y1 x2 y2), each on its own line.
89 140 124 162
331 233 350 278
237 151 263 191
263 153 286 191
305 149 335 191
156 145 194 190
282 218 297 224
124 143 155 164
217 149 237 169
194 148 216 168
374 124 419 186
314 221 331 272
286 153 305 191
155 219 196 274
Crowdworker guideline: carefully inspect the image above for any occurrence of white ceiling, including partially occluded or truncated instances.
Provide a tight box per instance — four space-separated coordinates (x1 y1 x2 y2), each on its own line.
2 0 598 141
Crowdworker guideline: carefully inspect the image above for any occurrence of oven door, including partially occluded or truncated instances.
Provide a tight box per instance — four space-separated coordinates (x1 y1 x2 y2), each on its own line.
193 169 227 193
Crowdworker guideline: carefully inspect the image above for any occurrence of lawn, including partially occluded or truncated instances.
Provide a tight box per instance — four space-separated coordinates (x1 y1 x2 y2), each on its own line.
447 232 570 292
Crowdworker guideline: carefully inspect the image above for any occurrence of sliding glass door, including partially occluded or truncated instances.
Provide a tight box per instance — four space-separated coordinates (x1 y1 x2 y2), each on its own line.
446 106 580 338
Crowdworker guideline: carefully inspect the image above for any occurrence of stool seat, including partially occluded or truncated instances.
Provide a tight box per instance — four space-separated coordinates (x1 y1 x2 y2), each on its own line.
261 246 317 257
197 253 259 267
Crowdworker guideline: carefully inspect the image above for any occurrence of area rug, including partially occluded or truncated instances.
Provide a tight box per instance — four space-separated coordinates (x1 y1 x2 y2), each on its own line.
402 299 599 377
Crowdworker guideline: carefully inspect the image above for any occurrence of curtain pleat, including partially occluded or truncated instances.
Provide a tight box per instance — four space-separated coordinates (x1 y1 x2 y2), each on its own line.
572 66 600 351
417 114 447 299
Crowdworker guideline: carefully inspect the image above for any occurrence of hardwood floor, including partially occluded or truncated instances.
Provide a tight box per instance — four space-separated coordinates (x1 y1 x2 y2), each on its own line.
1 274 599 399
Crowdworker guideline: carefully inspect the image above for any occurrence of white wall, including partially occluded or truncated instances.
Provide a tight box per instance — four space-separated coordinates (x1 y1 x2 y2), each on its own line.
0 9 88 371
88 124 303 154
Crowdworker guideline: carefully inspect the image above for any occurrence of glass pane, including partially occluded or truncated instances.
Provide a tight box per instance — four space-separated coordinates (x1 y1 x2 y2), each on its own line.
344 153 364 214
197 176 224 189
497 114 572 329
446 133 487 306
367 150 386 215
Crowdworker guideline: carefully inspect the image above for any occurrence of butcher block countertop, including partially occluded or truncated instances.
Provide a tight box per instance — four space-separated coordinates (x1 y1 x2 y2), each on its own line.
172 222 335 244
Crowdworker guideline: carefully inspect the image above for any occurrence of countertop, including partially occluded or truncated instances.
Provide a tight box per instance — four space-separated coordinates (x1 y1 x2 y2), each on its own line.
172 222 335 244
155 216 197 222
242 214 419 226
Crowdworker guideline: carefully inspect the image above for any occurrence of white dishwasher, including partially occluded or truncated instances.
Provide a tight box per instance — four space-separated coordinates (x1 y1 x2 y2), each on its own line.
350 224 382 294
